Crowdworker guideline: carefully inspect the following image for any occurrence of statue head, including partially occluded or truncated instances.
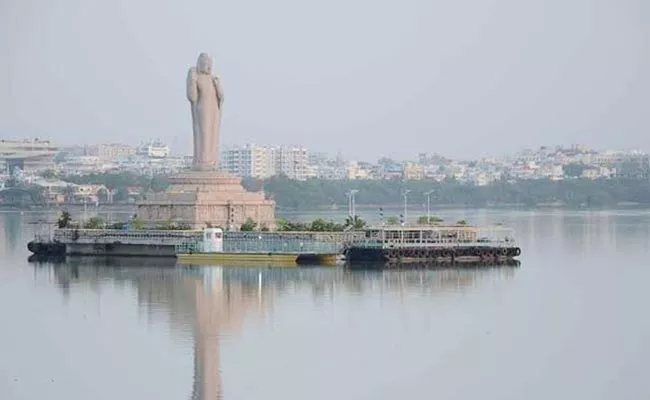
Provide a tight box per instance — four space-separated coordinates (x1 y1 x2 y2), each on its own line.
197 53 212 74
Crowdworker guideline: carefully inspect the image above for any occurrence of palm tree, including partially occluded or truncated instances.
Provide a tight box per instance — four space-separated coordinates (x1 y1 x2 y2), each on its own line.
344 215 367 230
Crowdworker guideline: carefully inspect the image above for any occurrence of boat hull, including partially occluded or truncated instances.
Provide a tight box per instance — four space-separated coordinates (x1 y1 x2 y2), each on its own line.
176 252 339 267
345 245 521 265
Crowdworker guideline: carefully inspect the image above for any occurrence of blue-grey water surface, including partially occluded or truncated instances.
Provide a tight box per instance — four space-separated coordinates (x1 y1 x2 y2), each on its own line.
1 208 650 399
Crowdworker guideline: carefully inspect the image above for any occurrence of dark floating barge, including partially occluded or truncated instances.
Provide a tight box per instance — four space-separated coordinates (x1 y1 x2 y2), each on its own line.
344 224 521 267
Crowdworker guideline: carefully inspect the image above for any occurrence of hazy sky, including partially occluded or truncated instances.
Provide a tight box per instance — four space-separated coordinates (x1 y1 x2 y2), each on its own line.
0 0 648 160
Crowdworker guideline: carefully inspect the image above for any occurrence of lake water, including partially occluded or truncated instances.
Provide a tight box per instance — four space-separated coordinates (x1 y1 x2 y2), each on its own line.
2 208 650 399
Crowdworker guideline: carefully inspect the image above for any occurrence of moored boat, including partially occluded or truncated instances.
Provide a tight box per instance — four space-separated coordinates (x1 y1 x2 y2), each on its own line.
175 228 342 267
344 224 521 266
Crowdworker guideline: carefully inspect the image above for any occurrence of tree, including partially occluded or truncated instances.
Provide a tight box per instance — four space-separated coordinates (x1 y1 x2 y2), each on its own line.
456 219 468 226
97 188 109 203
386 216 399 225
344 215 367 230
40 170 58 179
563 163 586 178
417 215 444 225
26 186 46 204
159 218 176 230
240 217 257 231
83 216 104 229
57 211 72 229
130 218 145 229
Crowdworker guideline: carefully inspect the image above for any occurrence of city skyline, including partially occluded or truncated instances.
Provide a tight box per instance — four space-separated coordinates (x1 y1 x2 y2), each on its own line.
2 0 649 160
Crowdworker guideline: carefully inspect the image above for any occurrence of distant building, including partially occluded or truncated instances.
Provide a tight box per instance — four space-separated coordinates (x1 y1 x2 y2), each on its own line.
273 145 309 180
0 138 58 174
221 144 276 179
403 162 424 180
221 144 309 180
137 141 170 158
86 143 136 161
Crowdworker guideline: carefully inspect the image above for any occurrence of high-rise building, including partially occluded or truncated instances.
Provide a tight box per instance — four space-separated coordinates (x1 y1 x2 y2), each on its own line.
221 144 310 180
221 144 275 179
272 145 309 180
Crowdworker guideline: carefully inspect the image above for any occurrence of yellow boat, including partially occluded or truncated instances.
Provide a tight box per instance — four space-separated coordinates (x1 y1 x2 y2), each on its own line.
175 228 341 267
176 252 339 267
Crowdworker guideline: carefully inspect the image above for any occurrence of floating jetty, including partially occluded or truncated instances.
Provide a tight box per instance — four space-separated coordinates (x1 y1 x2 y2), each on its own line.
28 223 523 269
344 224 521 266
174 228 343 266
27 227 356 266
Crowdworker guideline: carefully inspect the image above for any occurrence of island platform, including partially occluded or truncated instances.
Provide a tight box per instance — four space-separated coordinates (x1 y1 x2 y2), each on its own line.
27 228 354 266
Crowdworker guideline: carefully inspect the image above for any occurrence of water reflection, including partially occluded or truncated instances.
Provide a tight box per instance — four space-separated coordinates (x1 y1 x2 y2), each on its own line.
30 260 518 399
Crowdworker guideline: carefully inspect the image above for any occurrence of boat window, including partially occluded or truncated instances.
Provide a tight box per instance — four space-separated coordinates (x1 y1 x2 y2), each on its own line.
215 232 222 239
385 230 400 240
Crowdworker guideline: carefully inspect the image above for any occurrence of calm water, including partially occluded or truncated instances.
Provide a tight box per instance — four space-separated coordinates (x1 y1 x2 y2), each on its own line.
2 209 650 399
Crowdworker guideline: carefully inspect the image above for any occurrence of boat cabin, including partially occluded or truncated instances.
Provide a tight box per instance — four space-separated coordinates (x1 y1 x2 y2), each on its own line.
355 225 515 247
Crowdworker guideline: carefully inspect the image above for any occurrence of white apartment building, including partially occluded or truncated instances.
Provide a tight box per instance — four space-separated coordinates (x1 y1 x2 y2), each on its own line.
87 143 136 161
273 145 309 180
221 144 276 179
137 141 170 158
221 144 310 180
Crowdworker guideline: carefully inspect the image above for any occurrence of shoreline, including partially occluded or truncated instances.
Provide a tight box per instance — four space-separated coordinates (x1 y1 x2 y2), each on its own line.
2 202 649 213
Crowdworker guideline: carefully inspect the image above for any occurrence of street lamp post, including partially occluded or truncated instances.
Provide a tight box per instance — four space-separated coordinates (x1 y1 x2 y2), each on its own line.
346 189 358 218
424 190 434 225
402 189 411 226
83 196 88 225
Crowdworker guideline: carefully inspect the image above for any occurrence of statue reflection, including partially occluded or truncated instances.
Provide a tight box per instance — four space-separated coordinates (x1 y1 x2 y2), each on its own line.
188 269 270 400
35 258 518 400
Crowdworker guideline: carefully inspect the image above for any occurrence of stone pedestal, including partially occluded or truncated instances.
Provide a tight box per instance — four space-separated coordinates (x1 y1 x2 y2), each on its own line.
137 170 276 230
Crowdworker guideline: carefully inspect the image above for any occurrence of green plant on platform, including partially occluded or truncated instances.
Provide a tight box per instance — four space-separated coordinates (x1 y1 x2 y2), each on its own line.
240 217 258 231
83 216 104 229
386 216 399 225
160 218 175 230
57 211 72 229
130 218 145 229
344 215 367 230
417 215 444 225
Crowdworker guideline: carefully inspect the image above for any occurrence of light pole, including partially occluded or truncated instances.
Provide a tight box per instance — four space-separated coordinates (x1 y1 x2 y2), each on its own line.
83 196 88 225
424 190 434 225
402 189 411 226
345 189 358 219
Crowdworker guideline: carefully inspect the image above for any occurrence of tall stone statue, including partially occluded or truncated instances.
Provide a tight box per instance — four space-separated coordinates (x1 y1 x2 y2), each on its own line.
187 53 224 171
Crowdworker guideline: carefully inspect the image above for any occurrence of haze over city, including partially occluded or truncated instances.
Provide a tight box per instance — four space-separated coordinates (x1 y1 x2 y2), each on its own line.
1 0 648 161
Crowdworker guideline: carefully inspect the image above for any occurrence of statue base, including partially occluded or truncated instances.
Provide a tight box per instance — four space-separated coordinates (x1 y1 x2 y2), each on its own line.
136 169 276 230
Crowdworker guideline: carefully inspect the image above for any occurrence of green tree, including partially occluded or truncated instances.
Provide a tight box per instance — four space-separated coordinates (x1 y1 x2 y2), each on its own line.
130 218 145 229
563 163 586 178
26 186 46 204
456 219 468 226
159 218 175 230
240 217 257 231
40 170 58 179
57 211 73 229
417 215 444 224
84 216 104 229
344 215 367 230
386 216 399 225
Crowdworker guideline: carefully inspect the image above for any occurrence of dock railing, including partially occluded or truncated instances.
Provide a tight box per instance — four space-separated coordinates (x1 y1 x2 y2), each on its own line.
177 231 360 254
53 229 204 246
350 225 517 249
